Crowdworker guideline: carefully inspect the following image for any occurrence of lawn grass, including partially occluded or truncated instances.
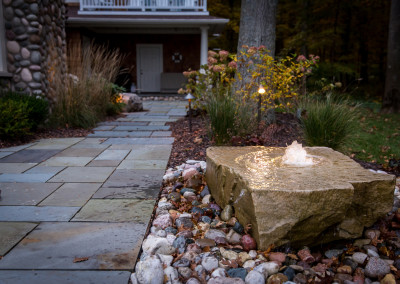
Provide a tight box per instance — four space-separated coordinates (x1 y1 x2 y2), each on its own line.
345 102 400 166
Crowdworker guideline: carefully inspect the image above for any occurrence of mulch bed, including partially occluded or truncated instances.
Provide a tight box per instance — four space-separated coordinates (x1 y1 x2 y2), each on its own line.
168 113 400 177
167 114 212 168
0 114 125 149
0 128 93 149
167 112 305 168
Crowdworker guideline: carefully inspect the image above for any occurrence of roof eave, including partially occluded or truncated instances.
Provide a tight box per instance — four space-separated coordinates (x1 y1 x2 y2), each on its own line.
66 17 229 28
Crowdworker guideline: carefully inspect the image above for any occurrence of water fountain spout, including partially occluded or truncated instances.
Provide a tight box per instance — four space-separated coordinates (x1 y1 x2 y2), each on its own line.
282 141 314 166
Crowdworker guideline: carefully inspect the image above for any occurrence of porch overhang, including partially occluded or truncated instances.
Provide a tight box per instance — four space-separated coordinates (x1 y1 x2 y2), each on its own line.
66 17 228 35
66 6 228 34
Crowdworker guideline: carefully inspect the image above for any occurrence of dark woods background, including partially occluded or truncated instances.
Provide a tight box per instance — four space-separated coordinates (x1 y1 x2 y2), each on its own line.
208 0 391 101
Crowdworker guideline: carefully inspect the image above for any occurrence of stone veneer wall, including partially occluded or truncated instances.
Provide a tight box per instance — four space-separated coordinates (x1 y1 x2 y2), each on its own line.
2 0 66 104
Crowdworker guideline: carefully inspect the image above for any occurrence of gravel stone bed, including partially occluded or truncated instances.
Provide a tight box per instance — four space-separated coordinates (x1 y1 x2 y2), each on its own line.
131 160 400 284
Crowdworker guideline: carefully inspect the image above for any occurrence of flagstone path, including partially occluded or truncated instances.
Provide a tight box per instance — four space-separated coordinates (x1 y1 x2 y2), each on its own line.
0 100 187 284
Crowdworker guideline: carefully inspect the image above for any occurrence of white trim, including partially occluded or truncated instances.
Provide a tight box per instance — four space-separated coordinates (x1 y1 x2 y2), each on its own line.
200 26 208 66
67 17 228 27
0 3 8 72
136 44 163 93
78 0 208 14
81 27 201 34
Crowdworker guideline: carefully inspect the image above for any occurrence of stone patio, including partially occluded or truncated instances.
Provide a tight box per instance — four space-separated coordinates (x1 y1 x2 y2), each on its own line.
0 100 186 283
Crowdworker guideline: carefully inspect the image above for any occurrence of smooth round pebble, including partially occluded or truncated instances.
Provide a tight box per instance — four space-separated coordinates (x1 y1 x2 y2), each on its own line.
352 252 368 265
221 248 238 260
380 273 396 284
130 273 138 284
242 259 256 269
227 229 242 245
254 262 279 278
220 205 233 221
325 249 344 259
205 229 227 241
135 255 164 284
202 256 219 272
165 227 178 235
178 267 193 279
173 258 190 267
156 230 166 237
364 257 391 278
158 254 173 266
164 266 179 283
367 249 379 258
142 235 175 255
245 270 265 284
227 268 247 281
238 252 251 263
283 267 296 281
211 268 227 278
249 250 257 258
267 273 288 284
241 234 257 251
207 277 245 284
186 278 201 284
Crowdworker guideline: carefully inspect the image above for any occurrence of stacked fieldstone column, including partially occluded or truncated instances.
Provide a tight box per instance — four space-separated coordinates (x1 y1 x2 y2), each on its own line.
2 0 66 105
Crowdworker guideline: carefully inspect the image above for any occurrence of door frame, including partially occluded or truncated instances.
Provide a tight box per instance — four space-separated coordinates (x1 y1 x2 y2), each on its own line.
136 44 163 93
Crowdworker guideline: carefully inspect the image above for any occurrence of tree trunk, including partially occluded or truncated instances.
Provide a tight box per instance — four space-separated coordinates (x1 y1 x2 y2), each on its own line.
235 0 278 94
382 0 400 113
236 0 278 55
358 6 369 84
300 0 309 97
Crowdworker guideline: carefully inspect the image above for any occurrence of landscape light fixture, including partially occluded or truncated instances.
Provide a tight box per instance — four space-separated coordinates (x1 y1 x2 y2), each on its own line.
185 93 195 132
257 85 265 123
258 84 266 94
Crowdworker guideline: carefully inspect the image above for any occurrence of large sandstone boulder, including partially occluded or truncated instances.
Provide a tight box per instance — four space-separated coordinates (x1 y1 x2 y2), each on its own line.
206 146 395 249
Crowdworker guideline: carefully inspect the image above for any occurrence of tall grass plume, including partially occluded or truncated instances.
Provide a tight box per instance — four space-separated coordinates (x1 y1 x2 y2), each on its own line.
50 41 125 128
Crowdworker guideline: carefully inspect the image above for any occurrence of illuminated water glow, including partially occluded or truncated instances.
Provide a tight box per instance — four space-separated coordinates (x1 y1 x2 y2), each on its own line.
282 141 314 166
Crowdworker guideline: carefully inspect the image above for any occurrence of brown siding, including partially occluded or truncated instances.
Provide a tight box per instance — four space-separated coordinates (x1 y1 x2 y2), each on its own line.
80 33 200 86
66 28 82 75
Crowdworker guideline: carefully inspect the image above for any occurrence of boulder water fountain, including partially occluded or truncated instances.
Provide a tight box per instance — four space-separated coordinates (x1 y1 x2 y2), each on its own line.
206 142 396 249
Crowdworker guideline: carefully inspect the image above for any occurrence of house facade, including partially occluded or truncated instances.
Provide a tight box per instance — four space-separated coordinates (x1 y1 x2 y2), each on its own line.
0 0 228 99
65 0 228 93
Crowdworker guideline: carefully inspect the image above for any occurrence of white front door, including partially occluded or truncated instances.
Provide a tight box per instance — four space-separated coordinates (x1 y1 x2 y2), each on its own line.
137 44 163 93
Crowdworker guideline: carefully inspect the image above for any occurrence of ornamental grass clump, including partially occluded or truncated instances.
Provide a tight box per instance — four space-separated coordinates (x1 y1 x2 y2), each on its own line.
50 42 125 128
300 94 359 150
180 50 252 144
206 94 237 145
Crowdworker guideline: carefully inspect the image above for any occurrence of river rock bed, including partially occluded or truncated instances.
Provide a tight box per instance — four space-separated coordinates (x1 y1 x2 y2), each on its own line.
131 161 400 284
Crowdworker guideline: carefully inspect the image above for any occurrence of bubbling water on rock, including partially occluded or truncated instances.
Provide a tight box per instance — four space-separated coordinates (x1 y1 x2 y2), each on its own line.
282 141 314 166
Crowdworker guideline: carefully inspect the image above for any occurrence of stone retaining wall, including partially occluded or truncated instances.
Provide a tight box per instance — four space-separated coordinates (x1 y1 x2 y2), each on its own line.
2 0 66 104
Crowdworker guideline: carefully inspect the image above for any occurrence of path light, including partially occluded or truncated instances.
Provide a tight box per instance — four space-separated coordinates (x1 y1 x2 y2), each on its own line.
258 85 266 94
185 93 195 132
257 85 265 123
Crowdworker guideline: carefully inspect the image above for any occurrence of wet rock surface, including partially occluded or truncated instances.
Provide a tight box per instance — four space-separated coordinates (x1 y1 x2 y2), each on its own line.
206 146 396 249
133 160 400 284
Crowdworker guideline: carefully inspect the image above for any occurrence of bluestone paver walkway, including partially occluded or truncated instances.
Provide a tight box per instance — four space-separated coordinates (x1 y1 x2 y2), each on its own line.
0 100 186 284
